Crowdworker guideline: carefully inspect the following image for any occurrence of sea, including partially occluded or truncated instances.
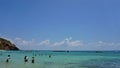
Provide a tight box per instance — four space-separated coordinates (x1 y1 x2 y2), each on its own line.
0 50 120 68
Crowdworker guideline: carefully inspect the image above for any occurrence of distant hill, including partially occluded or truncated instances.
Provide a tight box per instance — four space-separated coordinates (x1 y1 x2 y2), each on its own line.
0 38 19 50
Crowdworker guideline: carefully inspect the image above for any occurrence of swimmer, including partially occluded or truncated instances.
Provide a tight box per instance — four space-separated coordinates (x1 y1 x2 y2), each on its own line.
6 55 11 62
24 56 28 62
32 57 35 63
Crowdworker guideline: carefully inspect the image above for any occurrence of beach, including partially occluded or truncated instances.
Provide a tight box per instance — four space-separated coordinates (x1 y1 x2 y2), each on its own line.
0 50 120 68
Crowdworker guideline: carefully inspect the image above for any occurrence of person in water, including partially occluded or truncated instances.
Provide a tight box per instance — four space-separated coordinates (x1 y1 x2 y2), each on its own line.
6 55 11 62
49 55 51 58
24 56 28 62
32 57 35 63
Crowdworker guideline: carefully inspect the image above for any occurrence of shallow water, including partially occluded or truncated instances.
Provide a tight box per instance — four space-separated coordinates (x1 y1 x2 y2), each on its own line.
0 50 120 68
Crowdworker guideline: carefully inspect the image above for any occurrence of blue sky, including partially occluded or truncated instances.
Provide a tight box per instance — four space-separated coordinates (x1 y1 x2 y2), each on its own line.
0 0 120 50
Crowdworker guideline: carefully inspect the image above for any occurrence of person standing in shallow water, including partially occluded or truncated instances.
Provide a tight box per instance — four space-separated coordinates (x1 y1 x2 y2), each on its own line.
32 57 35 63
6 55 11 62
24 56 28 62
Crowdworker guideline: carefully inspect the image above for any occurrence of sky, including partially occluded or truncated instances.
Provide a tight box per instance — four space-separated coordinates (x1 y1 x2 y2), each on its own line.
0 0 120 50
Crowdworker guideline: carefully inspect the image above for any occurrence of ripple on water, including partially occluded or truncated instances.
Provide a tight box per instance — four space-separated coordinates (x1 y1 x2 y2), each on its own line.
82 59 120 68
64 59 120 68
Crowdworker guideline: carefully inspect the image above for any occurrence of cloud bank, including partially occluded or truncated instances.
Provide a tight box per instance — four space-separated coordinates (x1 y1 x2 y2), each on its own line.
14 37 82 47
2 37 120 50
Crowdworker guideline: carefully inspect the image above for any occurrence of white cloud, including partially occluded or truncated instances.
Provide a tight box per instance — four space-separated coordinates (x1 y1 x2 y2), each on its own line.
39 40 50 45
65 37 81 46
14 37 35 46
52 37 82 47
98 41 104 44
53 40 65 46
67 40 81 46
65 37 72 42
96 41 115 46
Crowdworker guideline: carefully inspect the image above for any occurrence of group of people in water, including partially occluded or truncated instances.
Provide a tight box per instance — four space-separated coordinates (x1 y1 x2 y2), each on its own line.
6 54 51 63
6 55 35 63
24 56 35 63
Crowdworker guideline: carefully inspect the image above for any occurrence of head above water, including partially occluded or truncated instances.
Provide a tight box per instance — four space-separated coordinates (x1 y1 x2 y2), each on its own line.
8 55 10 57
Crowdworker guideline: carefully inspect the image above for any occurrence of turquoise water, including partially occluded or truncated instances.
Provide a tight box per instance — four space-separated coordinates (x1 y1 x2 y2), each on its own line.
0 50 120 68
